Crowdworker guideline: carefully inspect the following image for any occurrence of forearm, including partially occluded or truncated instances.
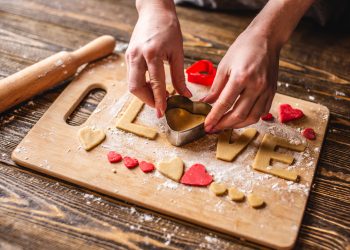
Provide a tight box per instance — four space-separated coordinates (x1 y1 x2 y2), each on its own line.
246 0 315 49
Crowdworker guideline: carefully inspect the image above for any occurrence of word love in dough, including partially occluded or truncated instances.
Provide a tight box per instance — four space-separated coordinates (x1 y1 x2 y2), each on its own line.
217 129 305 182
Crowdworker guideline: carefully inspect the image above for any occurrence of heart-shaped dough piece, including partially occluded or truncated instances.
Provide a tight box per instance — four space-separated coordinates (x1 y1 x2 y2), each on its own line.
209 182 227 196
166 108 205 131
157 157 184 182
78 126 106 151
279 104 304 123
180 164 213 186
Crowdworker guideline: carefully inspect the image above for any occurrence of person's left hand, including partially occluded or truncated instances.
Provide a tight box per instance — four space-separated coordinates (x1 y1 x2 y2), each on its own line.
202 29 280 132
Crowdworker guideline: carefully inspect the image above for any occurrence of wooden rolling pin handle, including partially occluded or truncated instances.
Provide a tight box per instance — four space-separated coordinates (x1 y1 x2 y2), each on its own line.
72 35 116 65
0 35 116 114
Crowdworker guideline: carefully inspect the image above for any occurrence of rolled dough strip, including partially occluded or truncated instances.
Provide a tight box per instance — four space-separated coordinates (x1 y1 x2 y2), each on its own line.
157 157 184 182
216 128 257 162
116 97 158 139
228 187 245 202
253 134 305 182
209 182 227 196
247 193 265 209
78 126 106 151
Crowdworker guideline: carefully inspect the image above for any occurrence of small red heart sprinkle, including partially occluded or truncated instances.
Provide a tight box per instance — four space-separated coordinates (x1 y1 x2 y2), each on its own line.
107 151 122 163
279 104 304 123
123 157 139 169
139 161 155 173
302 128 316 140
180 164 213 186
261 113 274 121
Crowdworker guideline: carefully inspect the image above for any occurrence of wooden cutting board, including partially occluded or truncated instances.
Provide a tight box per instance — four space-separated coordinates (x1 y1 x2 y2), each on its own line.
12 53 329 249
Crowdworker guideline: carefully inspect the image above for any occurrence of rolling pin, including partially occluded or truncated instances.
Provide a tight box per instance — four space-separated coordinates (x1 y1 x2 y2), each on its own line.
0 35 116 113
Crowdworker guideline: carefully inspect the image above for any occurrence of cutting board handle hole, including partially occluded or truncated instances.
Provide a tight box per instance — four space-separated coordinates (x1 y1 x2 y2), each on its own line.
66 87 106 126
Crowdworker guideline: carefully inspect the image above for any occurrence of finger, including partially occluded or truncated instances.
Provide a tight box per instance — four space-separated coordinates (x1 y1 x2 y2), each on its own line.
211 89 259 131
146 57 167 118
230 94 268 129
200 67 228 103
263 94 274 115
169 52 192 98
204 75 245 132
126 54 155 107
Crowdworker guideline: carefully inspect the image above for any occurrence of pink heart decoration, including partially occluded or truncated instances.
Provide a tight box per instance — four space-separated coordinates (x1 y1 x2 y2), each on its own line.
180 164 213 186
279 104 304 123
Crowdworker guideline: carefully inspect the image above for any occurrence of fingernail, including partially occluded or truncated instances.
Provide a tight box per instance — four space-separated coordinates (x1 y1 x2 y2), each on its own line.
156 108 162 118
157 108 165 118
207 129 220 134
205 124 213 133
185 89 192 98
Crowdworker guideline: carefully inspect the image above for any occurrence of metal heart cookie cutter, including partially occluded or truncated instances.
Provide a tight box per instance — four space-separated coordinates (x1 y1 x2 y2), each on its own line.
164 95 212 146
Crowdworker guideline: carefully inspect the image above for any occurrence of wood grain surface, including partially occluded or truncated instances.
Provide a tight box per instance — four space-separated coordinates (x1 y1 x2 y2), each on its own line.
0 0 349 249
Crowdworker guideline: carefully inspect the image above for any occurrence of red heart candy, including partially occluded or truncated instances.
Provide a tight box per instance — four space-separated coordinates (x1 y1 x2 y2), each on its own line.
261 113 274 121
180 164 213 186
279 104 304 123
107 151 122 163
302 128 316 140
139 161 155 173
123 157 139 169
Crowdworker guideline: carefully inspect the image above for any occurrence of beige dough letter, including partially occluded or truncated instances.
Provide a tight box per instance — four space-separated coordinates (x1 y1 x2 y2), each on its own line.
116 97 158 139
253 134 306 181
216 128 257 161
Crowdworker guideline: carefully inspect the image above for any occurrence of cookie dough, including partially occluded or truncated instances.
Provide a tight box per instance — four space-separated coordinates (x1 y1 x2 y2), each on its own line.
247 193 265 208
166 108 205 131
216 128 257 161
228 187 245 202
78 126 106 151
157 157 184 182
116 97 158 139
209 182 227 196
253 134 305 181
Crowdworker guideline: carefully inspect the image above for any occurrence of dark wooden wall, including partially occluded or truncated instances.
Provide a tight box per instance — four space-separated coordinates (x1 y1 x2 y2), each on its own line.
0 0 349 249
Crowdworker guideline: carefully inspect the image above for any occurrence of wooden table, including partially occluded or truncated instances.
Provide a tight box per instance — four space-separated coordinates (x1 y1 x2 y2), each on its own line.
0 1 349 249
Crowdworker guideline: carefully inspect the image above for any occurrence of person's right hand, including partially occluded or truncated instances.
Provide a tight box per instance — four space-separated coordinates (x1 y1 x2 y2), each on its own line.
126 0 192 118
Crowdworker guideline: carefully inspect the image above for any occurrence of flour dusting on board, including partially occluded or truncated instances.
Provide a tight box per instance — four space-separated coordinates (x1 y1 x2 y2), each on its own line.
100 81 328 202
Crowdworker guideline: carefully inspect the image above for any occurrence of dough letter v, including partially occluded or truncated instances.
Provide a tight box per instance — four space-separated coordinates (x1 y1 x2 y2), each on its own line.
216 128 257 161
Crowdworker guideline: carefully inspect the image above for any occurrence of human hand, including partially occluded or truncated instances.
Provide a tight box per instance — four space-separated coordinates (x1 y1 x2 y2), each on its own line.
202 29 280 132
126 0 192 118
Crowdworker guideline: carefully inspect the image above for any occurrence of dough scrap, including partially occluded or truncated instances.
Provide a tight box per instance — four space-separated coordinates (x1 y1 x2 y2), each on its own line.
157 157 184 182
253 134 305 181
216 128 257 161
209 182 227 196
166 108 205 131
78 126 106 151
228 187 245 202
116 97 158 139
247 193 265 208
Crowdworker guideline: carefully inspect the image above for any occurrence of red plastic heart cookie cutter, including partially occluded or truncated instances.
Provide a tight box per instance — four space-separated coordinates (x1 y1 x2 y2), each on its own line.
186 60 216 86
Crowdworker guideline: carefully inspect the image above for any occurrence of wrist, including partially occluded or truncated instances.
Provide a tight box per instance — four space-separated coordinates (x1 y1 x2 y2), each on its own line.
245 0 315 50
136 0 175 14
244 25 284 53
